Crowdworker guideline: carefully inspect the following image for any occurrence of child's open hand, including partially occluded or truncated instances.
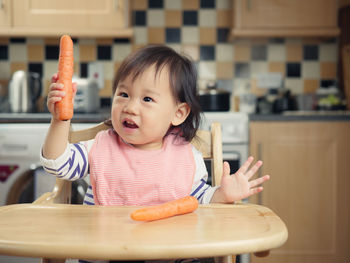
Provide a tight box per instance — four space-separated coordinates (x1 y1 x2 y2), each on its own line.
212 156 270 203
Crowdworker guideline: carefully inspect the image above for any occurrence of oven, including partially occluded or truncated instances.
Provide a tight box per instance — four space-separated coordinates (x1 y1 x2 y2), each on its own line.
200 112 249 263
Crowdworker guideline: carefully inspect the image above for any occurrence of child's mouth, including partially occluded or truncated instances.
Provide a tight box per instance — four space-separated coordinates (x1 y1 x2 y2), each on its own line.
123 120 138 129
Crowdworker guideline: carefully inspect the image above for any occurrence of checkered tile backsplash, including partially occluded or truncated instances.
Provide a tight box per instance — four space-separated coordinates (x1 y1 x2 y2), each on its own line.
0 0 338 108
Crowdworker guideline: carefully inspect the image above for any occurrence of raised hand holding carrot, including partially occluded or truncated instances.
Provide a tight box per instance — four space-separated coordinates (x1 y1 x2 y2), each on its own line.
43 35 76 160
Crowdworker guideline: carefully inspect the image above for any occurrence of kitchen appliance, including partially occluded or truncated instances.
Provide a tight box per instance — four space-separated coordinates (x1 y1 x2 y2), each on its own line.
200 112 249 263
199 82 231 111
0 123 49 206
74 77 100 113
272 90 297 113
239 93 257 113
0 123 93 206
295 94 316 111
8 70 42 113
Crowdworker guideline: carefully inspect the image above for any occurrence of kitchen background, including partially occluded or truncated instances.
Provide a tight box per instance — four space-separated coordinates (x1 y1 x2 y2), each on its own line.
0 0 341 112
1 1 350 263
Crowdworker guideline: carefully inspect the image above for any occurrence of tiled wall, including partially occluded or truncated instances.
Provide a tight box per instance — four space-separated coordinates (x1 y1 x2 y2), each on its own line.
0 0 339 110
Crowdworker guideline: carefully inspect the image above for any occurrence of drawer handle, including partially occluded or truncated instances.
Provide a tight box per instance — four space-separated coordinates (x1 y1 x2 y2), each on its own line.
114 0 120 11
246 0 252 11
1 143 28 152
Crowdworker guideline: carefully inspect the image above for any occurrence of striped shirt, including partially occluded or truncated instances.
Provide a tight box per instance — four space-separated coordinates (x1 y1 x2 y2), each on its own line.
40 139 218 205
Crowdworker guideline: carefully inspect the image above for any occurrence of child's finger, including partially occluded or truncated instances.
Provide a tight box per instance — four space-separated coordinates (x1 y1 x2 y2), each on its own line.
235 156 254 175
223 161 230 176
245 160 263 180
47 96 62 104
48 90 65 99
249 175 270 188
47 88 65 115
72 82 77 103
49 82 64 92
47 92 64 106
51 73 59 83
249 187 263 196
72 82 77 94
47 96 62 116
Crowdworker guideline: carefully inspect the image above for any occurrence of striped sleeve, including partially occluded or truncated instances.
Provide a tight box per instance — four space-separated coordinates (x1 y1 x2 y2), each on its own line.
83 185 95 205
190 145 219 204
40 142 89 181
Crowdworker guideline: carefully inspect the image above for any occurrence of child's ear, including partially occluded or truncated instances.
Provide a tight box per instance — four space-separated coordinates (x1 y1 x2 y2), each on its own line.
172 103 190 126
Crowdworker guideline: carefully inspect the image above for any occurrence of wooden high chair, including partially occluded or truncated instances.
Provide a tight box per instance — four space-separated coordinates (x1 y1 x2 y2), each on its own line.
35 122 229 262
0 122 287 263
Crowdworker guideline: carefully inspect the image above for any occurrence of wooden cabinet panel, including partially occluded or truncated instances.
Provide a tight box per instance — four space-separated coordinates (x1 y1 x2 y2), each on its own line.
232 0 340 38
249 122 350 263
0 0 11 28
238 0 337 29
0 0 132 37
13 0 127 30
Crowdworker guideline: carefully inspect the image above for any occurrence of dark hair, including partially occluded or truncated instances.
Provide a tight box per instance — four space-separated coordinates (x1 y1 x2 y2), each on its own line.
106 44 202 142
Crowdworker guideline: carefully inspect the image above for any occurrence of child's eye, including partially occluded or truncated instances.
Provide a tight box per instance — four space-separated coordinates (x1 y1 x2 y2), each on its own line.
119 92 128 98
143 97 153 102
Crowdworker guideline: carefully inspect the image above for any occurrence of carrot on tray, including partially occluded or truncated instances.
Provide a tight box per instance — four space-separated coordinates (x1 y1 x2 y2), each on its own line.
56 35 74 121
130 196 199 222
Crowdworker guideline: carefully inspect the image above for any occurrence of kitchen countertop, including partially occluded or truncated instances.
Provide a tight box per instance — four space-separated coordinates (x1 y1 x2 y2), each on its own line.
1 111 350 123
249 111 350 121
0 112 111 123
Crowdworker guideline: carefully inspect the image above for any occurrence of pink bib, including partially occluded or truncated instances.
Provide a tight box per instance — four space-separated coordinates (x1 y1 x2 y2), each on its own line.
89 129 195 206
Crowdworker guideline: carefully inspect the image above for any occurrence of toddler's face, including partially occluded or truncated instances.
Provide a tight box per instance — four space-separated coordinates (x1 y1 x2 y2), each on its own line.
111 65 186 150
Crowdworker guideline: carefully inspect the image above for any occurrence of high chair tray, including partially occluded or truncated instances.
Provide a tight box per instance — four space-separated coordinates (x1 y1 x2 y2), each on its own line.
0 203 288 260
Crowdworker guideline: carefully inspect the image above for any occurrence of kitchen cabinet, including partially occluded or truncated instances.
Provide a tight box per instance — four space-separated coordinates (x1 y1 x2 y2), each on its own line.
0 0 132 38
231 0 340 38
249 121 350 263
0 0 11 29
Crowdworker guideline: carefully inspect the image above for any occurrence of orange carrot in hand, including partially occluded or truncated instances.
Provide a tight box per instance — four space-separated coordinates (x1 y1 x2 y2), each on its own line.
56 35 74 121
130 196 199 221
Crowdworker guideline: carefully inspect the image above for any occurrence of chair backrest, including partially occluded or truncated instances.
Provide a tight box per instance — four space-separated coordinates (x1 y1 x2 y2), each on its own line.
35 122 223 205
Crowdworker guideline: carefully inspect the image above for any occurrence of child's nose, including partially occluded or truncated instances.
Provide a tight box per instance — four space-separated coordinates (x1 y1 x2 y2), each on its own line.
123 99 138 114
